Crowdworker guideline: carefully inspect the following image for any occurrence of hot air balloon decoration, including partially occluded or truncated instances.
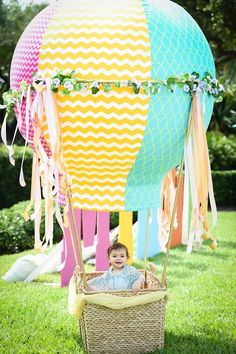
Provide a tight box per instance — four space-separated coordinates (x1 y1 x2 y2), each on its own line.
1 0 223 352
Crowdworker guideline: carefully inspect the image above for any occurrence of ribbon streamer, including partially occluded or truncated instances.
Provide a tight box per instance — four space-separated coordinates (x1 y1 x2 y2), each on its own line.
183 94 217 252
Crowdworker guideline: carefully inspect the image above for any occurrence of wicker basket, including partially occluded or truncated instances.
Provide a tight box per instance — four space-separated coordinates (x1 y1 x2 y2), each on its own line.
75 270 167 354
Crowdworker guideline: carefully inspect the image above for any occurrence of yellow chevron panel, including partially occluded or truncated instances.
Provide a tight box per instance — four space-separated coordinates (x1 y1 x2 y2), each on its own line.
38 0 151 211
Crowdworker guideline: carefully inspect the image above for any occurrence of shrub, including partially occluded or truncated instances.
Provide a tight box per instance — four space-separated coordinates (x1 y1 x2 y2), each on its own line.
212 170 236 208
207 132 236 170
0 144 32 209
0 201 63 255
0 200 128 255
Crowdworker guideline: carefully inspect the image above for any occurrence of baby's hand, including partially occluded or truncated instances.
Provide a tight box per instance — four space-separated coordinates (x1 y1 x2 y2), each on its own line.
149 262 157 274
132 278 143 293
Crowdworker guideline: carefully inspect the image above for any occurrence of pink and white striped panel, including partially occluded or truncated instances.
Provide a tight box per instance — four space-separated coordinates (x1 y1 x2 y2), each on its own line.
10 5 57 90
10 4 57 155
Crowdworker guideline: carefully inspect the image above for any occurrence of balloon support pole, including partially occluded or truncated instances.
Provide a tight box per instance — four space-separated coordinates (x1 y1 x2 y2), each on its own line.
161 98 193 287
61 193 87 288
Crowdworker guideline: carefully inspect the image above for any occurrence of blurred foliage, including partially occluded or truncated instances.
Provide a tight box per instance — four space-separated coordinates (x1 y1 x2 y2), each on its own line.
177 0 236 67
209 54 236 135
207 132 236 170
0 144 32 209
209 80 236 134
0 200 63 254
212 170 236 207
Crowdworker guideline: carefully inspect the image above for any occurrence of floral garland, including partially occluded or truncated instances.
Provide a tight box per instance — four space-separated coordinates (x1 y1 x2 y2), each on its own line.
2 70 224 110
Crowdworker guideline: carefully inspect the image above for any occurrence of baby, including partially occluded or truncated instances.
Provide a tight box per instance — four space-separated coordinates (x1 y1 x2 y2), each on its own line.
87 242 145 292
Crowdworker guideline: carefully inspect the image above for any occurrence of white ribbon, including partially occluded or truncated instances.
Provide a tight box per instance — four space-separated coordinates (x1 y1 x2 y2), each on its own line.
182 146 190 245
19 87 32 187
208 162 217 228
43 78 59 158
30 153 42 250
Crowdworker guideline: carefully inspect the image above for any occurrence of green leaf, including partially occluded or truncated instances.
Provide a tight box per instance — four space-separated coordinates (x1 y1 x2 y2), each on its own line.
127 80 133 88
92 87 99 94
167 77 176 86
104 84 112 93
20 81 28 90
178 73 188 81
177 82 185 88
191 71 199 79
143 86 150 95
204 71 213 79
133 86 140 94
215 96 223 102
61 88 70 96
152 85 159 94
184 73 190 80
71 78 77 85
62 78 71 85
51 86 58 93
75 83 82 91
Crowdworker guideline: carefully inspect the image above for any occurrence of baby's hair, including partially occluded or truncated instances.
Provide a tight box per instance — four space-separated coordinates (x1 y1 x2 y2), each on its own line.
107 242 129 258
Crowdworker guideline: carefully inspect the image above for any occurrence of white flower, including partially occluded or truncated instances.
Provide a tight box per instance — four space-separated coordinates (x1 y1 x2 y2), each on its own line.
90 81 100 88
218 84 225 92
204 84 211 91
163 80 167 85
184 84 190 92
132 80 141 89
52 78 60 88
212 88 218 95
209 87 214 94
81 83 87 92
192 84 197 91
64 80 74 91
121 81 128 88
211 78 218 85
190 74 196 80
198 81 205 90
196 86 203 94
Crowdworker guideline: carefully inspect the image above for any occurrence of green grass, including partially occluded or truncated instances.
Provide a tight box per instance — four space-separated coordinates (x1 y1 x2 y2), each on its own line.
0 212 235 353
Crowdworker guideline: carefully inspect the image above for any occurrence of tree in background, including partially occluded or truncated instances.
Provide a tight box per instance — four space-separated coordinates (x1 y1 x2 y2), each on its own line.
177 0 236 67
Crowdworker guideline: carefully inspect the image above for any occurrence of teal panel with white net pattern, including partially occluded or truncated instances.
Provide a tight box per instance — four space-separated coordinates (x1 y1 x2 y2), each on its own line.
124 0 215 210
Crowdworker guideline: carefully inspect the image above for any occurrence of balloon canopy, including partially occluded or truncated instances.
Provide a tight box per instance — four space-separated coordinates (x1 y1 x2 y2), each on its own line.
10 0 215 212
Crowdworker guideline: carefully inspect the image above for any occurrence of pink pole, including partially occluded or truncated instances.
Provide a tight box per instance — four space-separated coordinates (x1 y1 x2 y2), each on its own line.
60 208 82 287
82 210 97 247
95 211 110 271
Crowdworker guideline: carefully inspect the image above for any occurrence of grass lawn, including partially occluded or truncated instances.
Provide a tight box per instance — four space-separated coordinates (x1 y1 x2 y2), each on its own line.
0 211 235 354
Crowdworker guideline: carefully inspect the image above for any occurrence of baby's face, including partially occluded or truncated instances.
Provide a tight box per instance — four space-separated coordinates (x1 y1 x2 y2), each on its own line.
109 248 127 270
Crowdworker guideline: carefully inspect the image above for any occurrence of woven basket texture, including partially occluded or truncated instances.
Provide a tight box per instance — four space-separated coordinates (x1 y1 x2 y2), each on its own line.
76 270 167 354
